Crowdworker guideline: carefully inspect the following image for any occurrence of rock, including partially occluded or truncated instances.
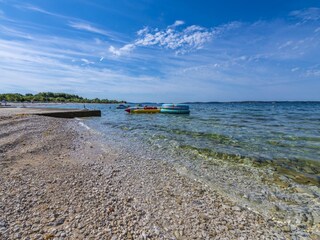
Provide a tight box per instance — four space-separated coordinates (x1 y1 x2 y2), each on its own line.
0 221 8 228
14 233 22 239
232 206 241 211
174 230 180 238
111 235 118 240
55 218 65 226
13 226 20 232
126 232 133 239
312 211 320 225
282 225 291 232
141 231 148 239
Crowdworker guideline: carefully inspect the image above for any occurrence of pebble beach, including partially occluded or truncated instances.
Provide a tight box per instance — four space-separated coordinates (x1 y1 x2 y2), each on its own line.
0 108 318 239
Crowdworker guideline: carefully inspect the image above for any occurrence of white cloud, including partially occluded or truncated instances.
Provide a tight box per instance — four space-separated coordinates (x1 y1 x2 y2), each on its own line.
0 38 167 100
16 4 121 40
108 44 136 56
137 27 149 36
278 40 293 49
110 21 211 56
305 65 320 77
108 46 119 56
0 25 34 40
170 20 185 27
69 21 113 37
184 25 205 32
23 5 57 16
81 58 94 64
94 38 102 45
109 20 240 56
135 23 214 53
18 4 72 20
1 8 320 101
290 8 320 21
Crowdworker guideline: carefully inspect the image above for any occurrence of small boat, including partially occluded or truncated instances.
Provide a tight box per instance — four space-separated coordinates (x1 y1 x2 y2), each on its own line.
116 104 129 109
125 106 160 114
160 104 190 114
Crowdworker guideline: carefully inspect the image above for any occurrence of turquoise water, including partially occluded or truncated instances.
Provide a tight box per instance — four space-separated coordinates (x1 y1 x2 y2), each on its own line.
44 102 320 185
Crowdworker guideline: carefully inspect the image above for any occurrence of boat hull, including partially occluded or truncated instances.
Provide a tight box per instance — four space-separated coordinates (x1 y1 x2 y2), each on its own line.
161 104 189 110
125 107 160 114
160 103 190 114
130 109 160 114
160 108 190 114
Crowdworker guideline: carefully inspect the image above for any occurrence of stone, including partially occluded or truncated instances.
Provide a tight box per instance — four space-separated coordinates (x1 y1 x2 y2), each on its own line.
111 235 118 240
232 206 241 211
55 218 65 226
0 221 8 228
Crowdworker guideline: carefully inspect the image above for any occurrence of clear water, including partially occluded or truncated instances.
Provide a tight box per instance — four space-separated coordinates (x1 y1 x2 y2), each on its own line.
43 102 320 184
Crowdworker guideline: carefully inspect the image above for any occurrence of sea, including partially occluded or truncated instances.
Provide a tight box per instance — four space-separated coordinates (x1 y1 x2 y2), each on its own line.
25 101 320 230
43 102 320 186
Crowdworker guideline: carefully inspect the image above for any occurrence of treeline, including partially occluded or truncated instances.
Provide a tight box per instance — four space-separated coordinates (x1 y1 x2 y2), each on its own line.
0 92 125 104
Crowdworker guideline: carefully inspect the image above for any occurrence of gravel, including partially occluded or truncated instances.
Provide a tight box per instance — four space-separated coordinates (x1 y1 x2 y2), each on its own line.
0 111 310 239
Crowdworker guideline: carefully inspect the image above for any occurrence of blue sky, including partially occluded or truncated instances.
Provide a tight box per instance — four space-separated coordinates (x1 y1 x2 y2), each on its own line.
0 0 320 102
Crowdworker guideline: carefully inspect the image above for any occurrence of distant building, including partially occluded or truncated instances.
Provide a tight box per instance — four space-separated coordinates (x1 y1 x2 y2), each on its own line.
1 99 7 106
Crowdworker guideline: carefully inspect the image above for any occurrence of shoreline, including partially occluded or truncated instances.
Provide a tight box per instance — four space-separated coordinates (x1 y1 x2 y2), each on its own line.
0 109 317 239
0 102 123 108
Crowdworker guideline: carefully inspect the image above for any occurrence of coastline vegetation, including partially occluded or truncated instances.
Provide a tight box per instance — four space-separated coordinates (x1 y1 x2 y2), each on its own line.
0 92 125 104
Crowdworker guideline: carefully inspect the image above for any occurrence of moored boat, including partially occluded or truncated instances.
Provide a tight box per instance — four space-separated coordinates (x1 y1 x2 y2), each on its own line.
125 106 160 114
160 104 190 114
116 104 129 109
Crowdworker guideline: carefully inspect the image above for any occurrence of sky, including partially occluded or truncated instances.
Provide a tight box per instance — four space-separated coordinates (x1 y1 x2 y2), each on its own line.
0 0 320 102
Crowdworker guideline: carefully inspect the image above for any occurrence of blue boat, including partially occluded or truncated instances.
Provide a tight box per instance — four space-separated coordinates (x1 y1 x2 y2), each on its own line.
160 104 190 114
116 104 129 109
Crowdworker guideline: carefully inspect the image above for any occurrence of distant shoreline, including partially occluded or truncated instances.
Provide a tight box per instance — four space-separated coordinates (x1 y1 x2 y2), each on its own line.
0 102 124 107
0 92 125 105
181 101 320 104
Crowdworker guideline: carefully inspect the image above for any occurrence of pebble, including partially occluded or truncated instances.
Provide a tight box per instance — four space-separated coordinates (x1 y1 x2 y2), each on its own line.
55 218 65 226
0 113 313 239
232 206 241 211
0 221 7 228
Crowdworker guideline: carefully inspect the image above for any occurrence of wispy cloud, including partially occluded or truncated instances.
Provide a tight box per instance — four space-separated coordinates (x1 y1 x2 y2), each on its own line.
0 38 166 100
68 21 114 38
80 58 94 65
289 7 320 21
1 5 320 101
291 67 299 72
135 24 213 54
305 64 320 77
108 44 136 56
0 25 34 39
16 4 122 41
109 21 239 56
17 4 70 20
170 20 185 27
306 69 320 77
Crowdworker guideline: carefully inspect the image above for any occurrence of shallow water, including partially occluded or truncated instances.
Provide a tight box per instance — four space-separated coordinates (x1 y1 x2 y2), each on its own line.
30 102 320 232
44 102 320 185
